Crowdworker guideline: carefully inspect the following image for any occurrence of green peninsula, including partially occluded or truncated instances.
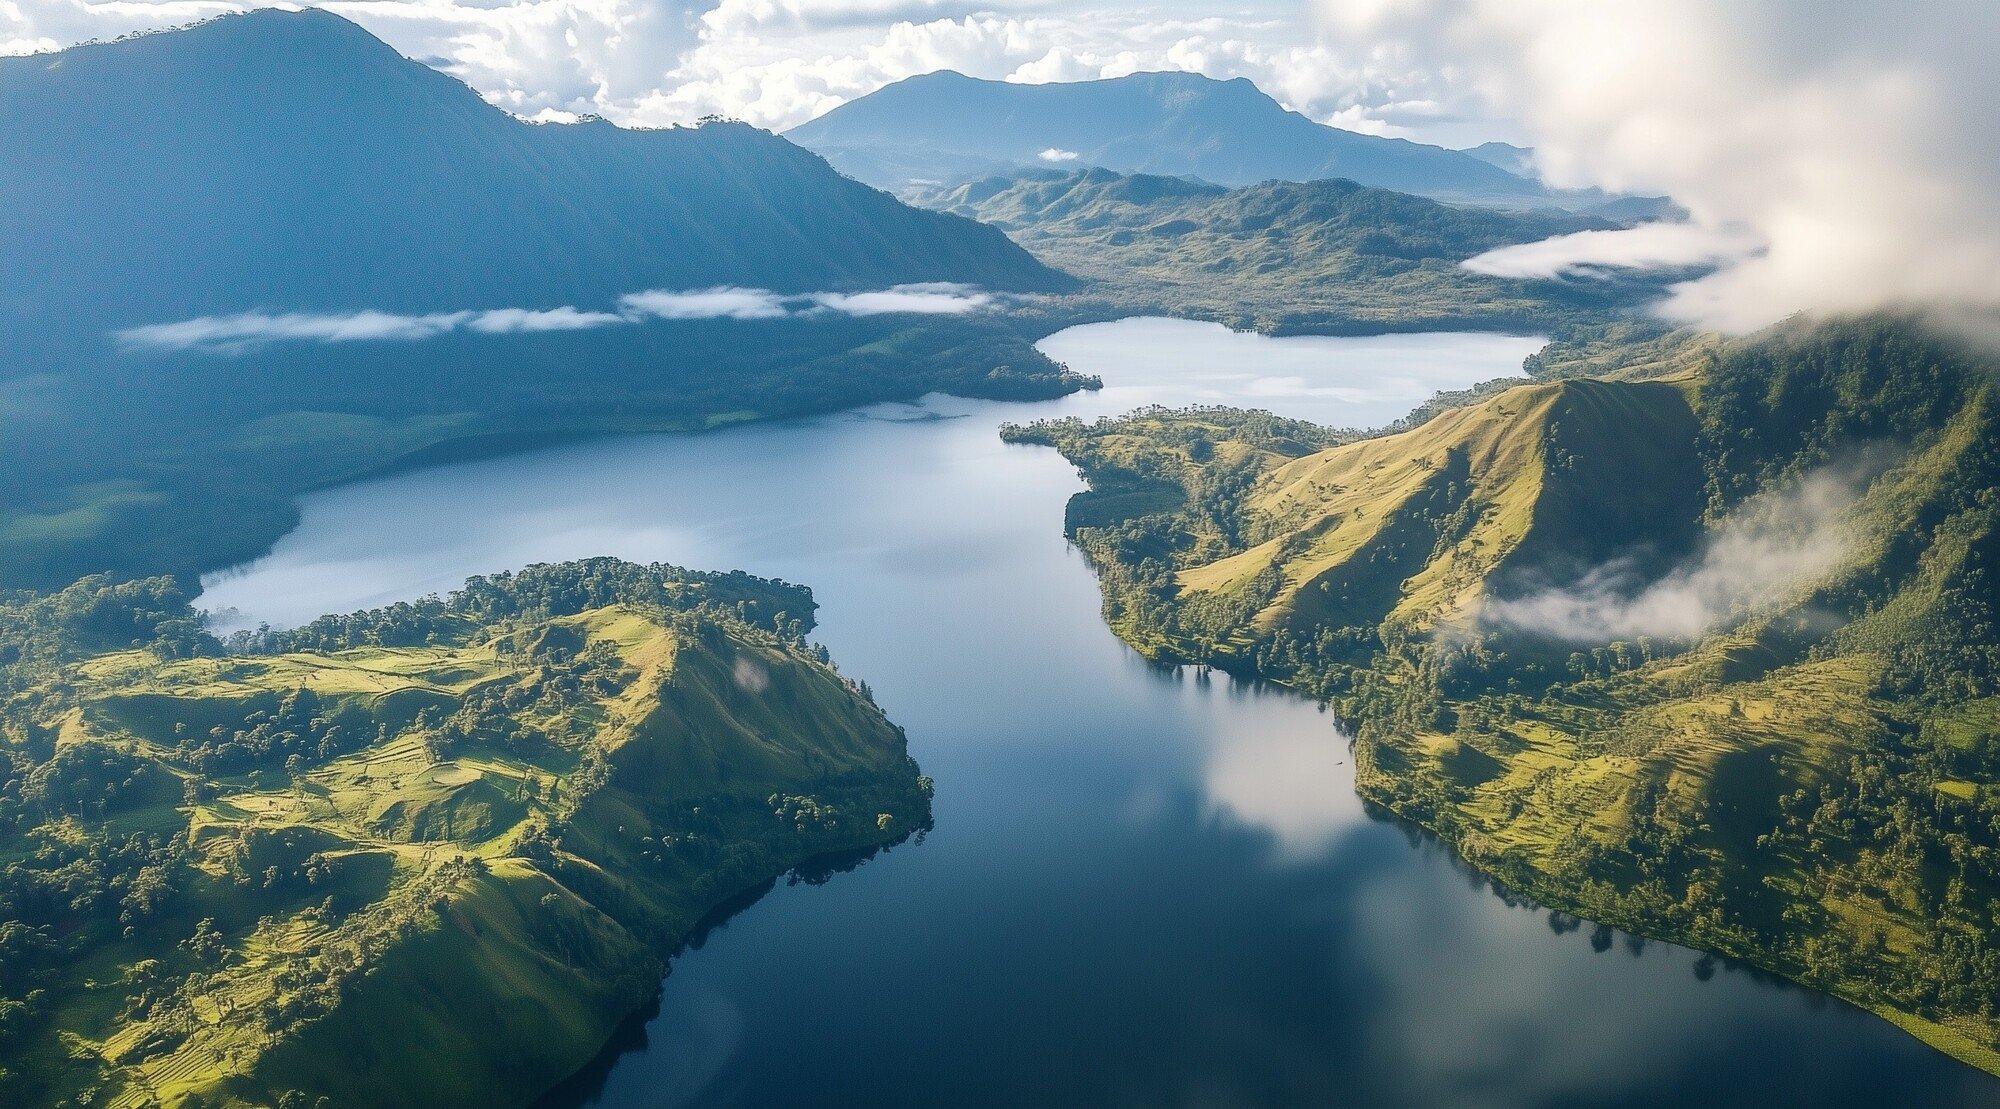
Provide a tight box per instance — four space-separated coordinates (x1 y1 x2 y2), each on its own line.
0 559 930 1107
1008 317 2000 1073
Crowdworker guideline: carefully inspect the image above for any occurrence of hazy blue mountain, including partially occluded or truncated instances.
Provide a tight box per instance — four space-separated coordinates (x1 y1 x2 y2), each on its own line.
907 167 1636 331
786 70 1555 207
0 9 1065 346
0 10 1090 589
1460 141 1539 179
1456 142 1684 221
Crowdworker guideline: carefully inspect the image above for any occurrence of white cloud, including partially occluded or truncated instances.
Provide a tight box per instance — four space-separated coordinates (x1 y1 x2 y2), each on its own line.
1321 0 2000 331
618 286 790 320
1482 458 1877 644
1461 222 1762 280
118 309 476 352
1 1 1503 143
1038 147 1079 162
811 282 992 315
467 305 626 332
116 283 1008 351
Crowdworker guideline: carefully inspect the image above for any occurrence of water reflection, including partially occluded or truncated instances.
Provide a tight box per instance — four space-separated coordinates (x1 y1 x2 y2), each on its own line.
199 322 1998 1107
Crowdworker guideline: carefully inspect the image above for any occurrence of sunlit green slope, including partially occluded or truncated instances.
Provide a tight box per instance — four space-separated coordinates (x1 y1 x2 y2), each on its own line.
1013 317 2000 1073
0 559 930 1107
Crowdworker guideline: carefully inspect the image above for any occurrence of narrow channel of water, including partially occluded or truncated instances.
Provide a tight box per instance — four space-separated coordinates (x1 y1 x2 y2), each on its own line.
200 319 1999 1107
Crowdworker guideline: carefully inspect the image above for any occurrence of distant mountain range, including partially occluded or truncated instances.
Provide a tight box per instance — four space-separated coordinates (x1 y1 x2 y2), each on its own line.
0 9 1064 347
787 70 1560 208
907 167 1653 332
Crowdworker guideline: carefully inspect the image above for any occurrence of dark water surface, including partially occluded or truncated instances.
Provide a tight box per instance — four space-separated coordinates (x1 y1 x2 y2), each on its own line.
200 319 1998 1107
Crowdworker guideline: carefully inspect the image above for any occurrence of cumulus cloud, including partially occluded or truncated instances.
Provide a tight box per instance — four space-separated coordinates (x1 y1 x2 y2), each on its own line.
2 1 1498 142
617 287 791 320
1461 221 1762 280
1482 458 1879 644
810 282 993 315
1038 147 1079 162
1321 0 2000 331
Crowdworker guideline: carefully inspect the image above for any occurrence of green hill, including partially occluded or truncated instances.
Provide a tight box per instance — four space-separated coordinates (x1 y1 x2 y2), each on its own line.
915 168 1653 332
0 559 931 1107
1009 317 2000 1074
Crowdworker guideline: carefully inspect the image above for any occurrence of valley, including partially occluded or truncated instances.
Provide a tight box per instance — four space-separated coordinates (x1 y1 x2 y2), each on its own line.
192 322 1998 1106
2 7 1995 1107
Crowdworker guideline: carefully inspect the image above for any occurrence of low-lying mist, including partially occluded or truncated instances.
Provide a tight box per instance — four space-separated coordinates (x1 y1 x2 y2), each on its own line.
116 283 1007 354
1481 453 1887 645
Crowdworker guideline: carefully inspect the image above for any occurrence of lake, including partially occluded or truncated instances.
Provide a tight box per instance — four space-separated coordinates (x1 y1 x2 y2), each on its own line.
199 318 1999 1107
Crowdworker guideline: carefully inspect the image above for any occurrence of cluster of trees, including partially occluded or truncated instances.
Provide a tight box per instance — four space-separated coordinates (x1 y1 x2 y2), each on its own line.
231 557 819 655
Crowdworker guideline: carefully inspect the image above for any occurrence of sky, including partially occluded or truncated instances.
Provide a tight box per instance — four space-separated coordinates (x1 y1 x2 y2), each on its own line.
0 0 1520 144
6 1 1997 332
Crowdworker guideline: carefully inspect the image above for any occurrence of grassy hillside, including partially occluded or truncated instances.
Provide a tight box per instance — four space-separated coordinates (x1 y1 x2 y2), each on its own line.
0 559 931 1107
916 169 1672 333
1010 317 2000 1073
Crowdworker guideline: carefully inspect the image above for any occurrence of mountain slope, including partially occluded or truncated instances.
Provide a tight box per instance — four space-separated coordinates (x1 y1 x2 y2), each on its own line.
0 10 1093 591
1011 318 2000 1074
0 560 932 1107
0 9 1064 343
786 70 1554 206
912 167 1623 330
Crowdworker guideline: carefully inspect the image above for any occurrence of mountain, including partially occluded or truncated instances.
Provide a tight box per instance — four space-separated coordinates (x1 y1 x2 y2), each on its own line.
0 559 932 1107
0 11 1092 591
1460 140 1539 179
786 70 1557 207
1008 317 2000 1075
0 9 1064 343
910 167 1634 332
1457 142 1687 221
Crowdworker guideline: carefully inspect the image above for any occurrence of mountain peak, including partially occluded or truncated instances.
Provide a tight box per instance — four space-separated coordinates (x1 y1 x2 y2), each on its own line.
787 69 1551 206
84 7 397 61
0 10 1068 336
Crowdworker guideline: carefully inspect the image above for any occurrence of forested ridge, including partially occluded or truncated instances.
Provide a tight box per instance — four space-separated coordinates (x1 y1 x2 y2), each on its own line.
915 168 1671 334
0 559 930 1107
1009 315 2000 1072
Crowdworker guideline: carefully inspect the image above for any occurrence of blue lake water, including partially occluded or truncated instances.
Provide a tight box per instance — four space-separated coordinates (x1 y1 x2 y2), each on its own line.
199 318 1999 1107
